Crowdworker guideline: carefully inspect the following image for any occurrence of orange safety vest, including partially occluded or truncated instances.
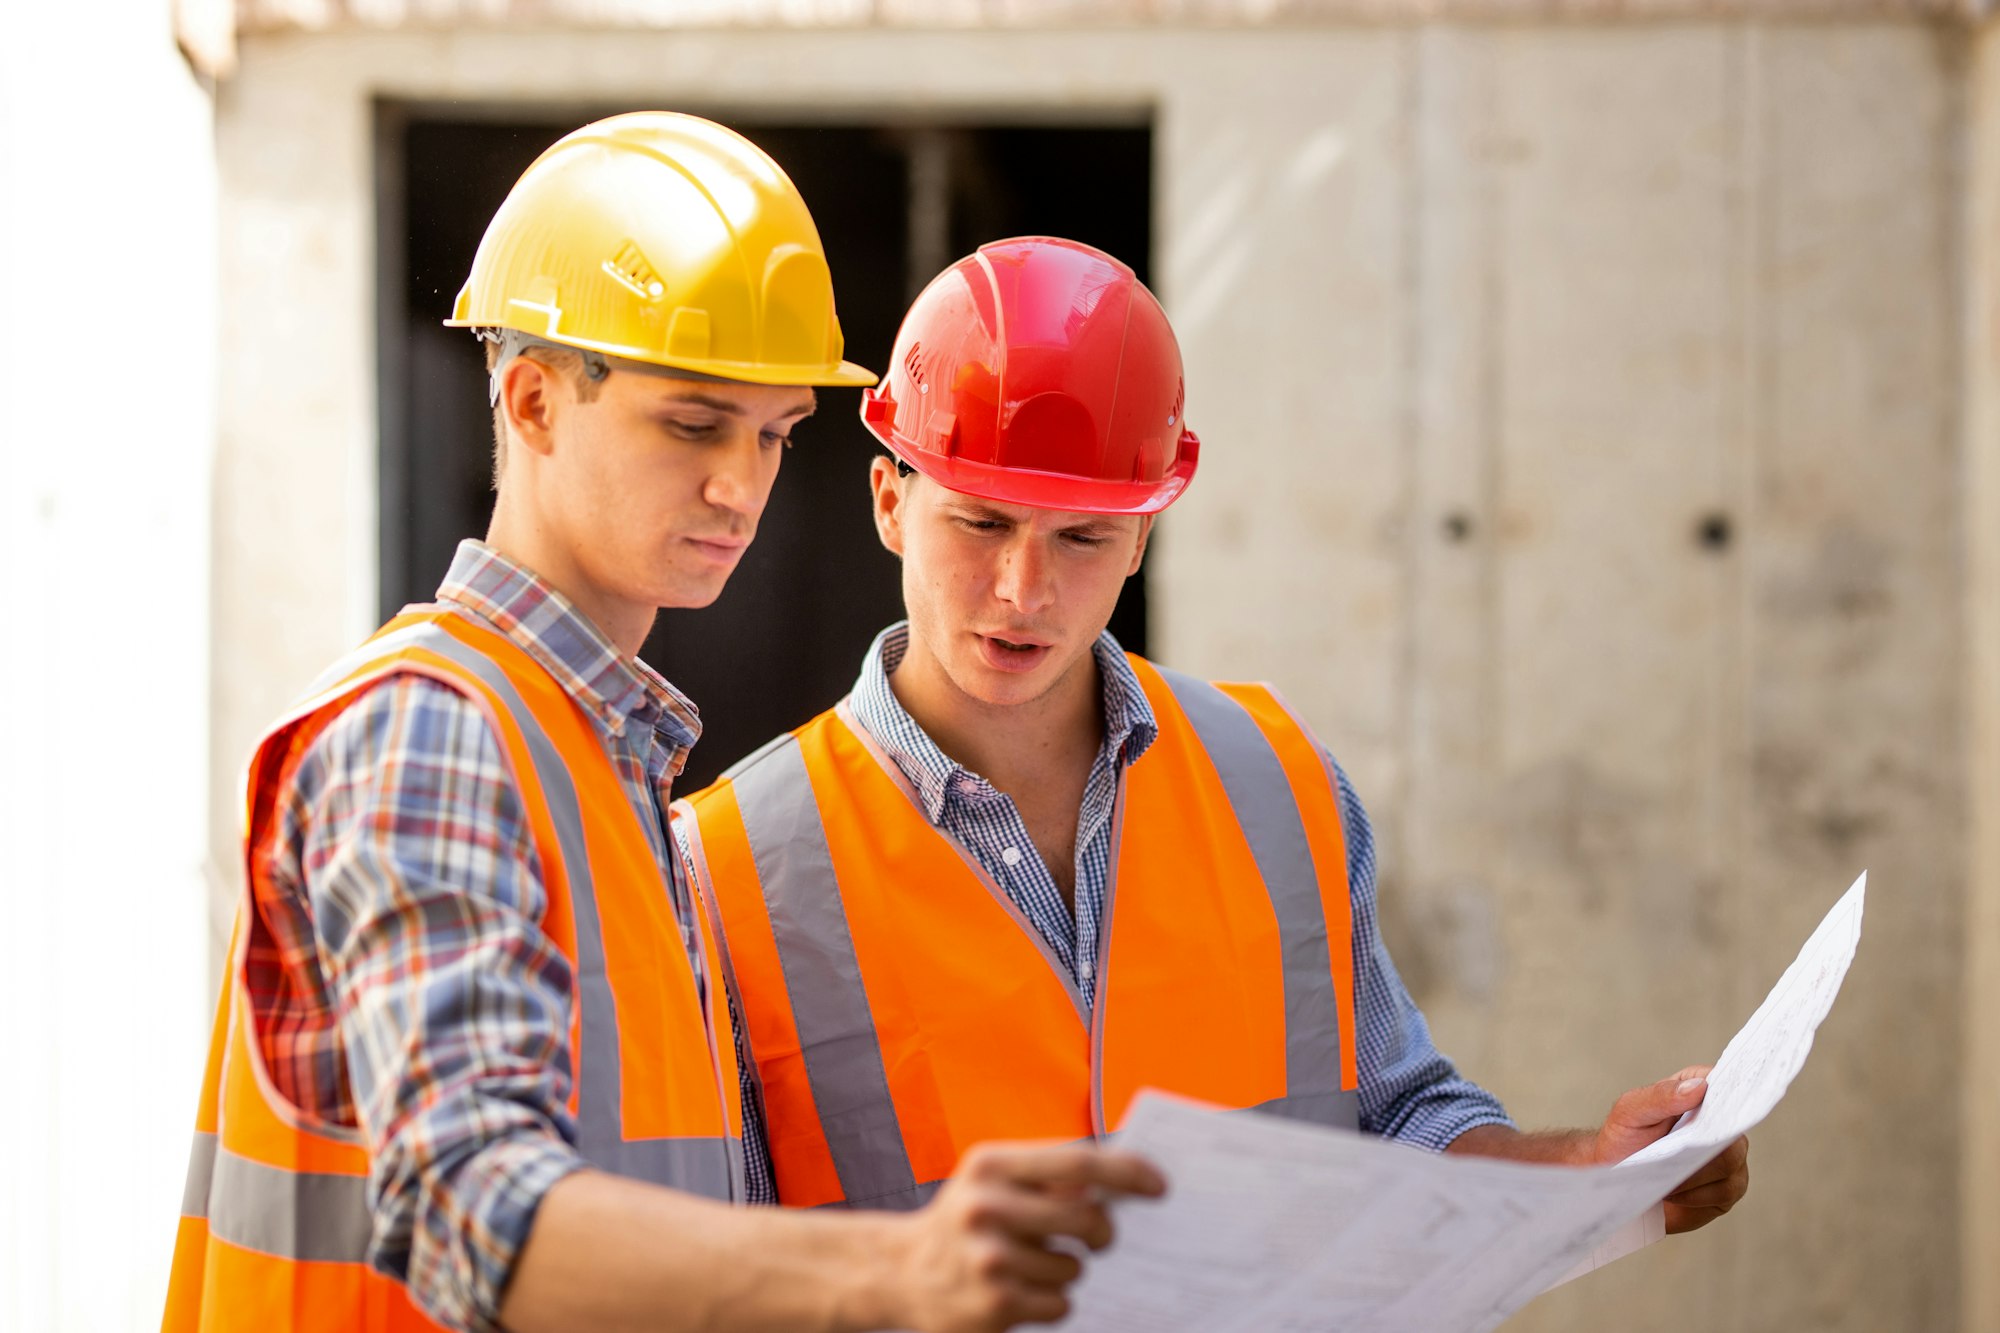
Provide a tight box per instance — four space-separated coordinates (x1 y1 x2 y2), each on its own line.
164 606 744 1332
674 655 1359 1210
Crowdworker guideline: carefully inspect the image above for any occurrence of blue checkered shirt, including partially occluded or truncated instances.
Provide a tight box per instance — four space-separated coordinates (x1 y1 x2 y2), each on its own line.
732 623 1511 1203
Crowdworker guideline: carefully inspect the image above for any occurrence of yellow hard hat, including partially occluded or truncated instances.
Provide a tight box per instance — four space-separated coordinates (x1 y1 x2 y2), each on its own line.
447 112 877 388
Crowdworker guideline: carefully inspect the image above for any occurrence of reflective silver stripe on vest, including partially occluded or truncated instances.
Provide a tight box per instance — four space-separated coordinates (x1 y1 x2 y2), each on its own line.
726 735 922 1208
815 1178 942 1213
280 619 740 1198
1155 668 1351 1117
181 1129 219 1219
1256 1090 1361 1129
199 1138 374 1262
401 623 743 1195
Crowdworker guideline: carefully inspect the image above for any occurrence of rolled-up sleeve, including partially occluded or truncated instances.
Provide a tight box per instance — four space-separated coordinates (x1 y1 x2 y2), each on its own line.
1332 759 1515 1150
292 675 588 1331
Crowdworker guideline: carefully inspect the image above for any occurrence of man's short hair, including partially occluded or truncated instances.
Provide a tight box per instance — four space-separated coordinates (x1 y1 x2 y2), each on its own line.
483 334 605 488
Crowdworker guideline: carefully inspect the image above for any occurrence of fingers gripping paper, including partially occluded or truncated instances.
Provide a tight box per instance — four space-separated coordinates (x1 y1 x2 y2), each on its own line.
1059 872 1868 1333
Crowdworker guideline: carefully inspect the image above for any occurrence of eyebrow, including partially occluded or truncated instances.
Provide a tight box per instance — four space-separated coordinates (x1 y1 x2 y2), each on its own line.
951 500 1118 534
950 501 1016 522
658 390 817 420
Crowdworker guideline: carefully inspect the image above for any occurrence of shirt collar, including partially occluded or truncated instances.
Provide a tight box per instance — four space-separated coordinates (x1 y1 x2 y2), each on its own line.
434 540 702 765
847 621 1158 822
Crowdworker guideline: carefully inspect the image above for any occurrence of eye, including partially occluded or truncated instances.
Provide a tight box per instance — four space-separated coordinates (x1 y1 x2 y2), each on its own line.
1063 531 1108 548
957 516 1007 533
665 419 720 441
760 429 795 451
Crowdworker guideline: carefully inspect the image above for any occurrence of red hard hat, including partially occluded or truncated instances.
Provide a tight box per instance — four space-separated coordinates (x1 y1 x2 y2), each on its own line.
860 236 1200 515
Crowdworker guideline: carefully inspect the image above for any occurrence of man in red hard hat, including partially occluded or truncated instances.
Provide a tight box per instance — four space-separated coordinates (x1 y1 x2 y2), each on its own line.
674 236 1750 1225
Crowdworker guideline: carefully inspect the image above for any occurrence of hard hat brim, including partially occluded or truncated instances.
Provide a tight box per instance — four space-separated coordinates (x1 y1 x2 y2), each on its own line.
871 428 1200 517
445 317 879 389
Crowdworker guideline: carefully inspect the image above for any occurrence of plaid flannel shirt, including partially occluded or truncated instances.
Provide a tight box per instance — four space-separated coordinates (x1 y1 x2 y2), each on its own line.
245 539 711 1332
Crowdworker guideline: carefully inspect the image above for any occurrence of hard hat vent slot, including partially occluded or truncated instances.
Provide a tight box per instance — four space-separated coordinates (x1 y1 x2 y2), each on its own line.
905 342 929 393
605 241 667 302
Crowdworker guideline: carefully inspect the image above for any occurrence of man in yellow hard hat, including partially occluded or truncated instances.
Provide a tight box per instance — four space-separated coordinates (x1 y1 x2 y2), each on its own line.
164 118 1160 1333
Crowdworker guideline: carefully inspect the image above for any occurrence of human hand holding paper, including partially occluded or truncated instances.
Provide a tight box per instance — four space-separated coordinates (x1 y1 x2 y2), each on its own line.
1056 871 1866 1333
1589 1067 1750 1233
1448 1063 1751 1234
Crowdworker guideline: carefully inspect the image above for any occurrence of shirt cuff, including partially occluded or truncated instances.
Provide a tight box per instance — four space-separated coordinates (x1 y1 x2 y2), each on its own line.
403 1134 588 1333
1379 1090 1517 1154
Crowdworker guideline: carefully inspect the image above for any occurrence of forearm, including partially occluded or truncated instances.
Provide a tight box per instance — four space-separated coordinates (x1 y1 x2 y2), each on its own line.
1445 1123 1596 1166
303 679 590 1328
500 1169 906 1333
1327 759 1514 1152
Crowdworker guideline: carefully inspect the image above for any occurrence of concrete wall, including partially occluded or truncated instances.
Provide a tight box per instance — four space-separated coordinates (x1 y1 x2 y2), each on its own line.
211 21 1977 1331
1155 26 1966 1329
2 3 218 1328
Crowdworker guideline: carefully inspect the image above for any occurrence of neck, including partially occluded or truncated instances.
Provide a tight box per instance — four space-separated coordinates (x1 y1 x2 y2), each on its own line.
486 492 655 658
888 629 1104 793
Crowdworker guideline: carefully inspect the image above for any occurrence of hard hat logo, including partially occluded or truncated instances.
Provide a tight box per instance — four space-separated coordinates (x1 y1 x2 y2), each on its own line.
447 111 877 390
862 236 1199 515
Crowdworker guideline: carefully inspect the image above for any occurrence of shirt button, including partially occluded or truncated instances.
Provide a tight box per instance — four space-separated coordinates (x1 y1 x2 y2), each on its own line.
1001 846 1023 867
1079 957 1095 980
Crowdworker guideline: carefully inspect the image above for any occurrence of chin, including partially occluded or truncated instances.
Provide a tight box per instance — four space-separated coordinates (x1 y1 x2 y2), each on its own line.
951 656 1062 709
960 678 1034 709
669 584 728 610
647 563 734 611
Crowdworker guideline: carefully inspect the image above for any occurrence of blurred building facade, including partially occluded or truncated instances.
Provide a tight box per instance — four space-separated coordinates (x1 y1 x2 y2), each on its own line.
8 0 1997 1328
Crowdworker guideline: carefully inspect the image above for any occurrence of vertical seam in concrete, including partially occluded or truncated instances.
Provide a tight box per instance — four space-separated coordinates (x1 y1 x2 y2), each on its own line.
1739 17 1775 1101
1938 32 1974 1327
1717 18 1760 1321
347 89 380 647
1919 28 1974 1324
1962 26 1996 1333
1478 30 1504 824
1392 24 1424 899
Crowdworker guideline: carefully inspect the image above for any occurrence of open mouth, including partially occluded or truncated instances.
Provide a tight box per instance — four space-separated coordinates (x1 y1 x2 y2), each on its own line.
976 633 1053 673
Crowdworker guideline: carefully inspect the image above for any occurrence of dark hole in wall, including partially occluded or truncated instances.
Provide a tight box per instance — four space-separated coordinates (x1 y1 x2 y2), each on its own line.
379 106 1152 790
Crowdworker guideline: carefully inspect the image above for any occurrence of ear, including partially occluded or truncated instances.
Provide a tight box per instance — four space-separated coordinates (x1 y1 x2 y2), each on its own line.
498 355 562 460
1126 514 1156 577
869 456 909 558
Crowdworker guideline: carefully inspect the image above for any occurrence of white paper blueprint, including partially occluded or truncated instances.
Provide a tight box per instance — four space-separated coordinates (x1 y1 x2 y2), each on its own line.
1059 872 1868 1333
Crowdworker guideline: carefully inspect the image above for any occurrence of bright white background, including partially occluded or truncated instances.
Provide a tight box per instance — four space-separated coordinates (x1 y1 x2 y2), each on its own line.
0 3 217 1327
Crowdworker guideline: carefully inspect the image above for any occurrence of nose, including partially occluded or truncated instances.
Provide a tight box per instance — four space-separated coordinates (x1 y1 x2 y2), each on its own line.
992 534 1055 615
701 428 772 516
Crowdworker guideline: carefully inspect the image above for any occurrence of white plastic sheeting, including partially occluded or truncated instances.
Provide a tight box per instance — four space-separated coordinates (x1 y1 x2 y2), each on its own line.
0 4 216 1328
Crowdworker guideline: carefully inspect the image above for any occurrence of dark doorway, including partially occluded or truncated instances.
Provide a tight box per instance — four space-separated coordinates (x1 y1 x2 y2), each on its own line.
377 105 1153 789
